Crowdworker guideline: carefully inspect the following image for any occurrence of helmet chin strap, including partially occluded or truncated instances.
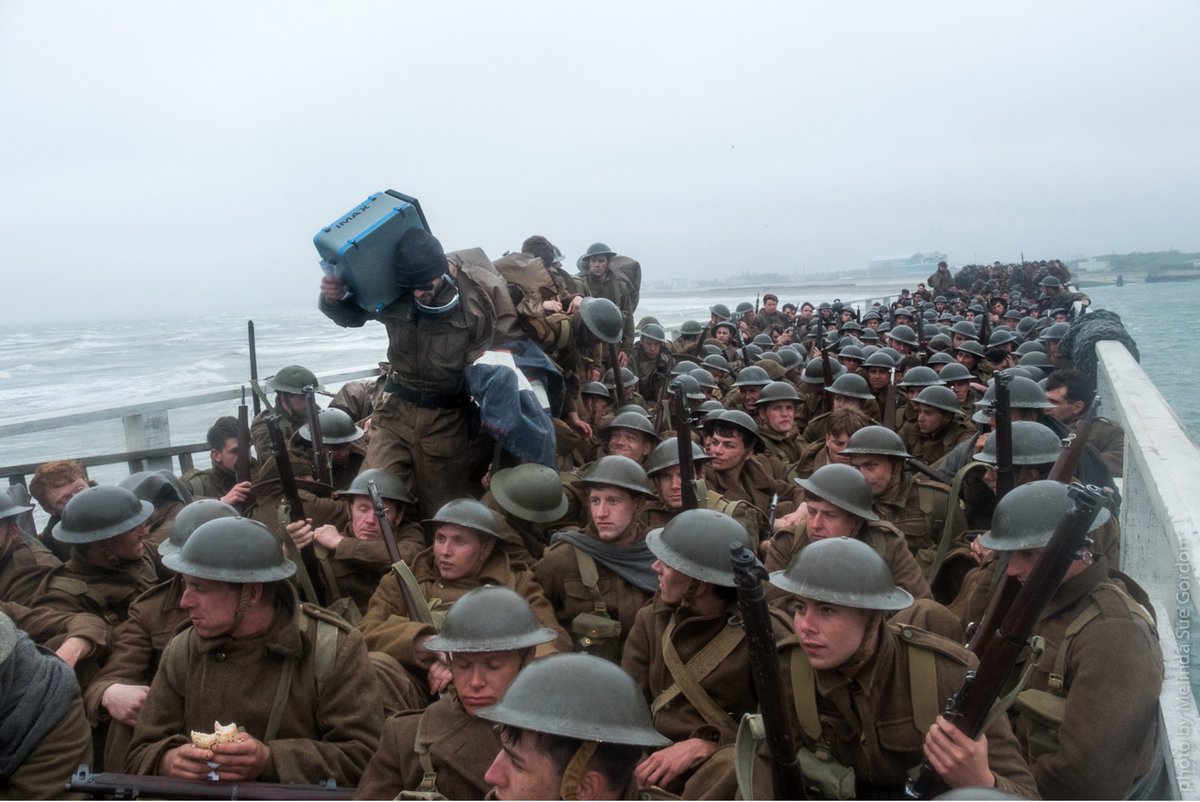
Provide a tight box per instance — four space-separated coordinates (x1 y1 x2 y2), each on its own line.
559 740 599 801
412 274 460 315
227 584 255 636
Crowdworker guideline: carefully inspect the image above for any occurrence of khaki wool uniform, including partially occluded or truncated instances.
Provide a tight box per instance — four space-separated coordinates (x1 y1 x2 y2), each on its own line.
360 546 568 675
533 526 655 653
1087 416 1125 478
182 459 258 502
354 692 497 801
126 595 383 786
250 400 306 465
757 426 806 475
34 551 162 629
580 268 637 367
900 416 974 466
621 597 794 799
630 343 673 413
308 524 425 615
320 262 503 518
788 438 835 481
0 534 61 606
83 576 190 771
873 473 967 574
0 599 108 653
743 619 1038 799
1011 557 1163 799
702 457 798 541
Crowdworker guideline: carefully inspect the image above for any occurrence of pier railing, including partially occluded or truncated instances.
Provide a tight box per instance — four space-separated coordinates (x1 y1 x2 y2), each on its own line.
1096 339 1200 798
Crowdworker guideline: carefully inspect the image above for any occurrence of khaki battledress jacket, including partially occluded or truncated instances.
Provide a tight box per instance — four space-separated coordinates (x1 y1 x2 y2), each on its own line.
1013 557 1163 799
533 525 655 650
250 400 306 464
900 416 974 466
0 534 61 606
311 523 425 615
872 473 966 568
34 551 163 629
360 546 568 674
126 595 382 786
754 619 1039 799
354 692 496 801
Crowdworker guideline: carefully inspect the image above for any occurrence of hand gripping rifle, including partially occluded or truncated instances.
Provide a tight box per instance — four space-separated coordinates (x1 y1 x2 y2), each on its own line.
731 545 805 800
670 378 701 511
67 765 353 800
609 344 627 407
905 482 1106 799
368 479 435 626
304 386 333 487
264 414 321 606
992 371 1015 500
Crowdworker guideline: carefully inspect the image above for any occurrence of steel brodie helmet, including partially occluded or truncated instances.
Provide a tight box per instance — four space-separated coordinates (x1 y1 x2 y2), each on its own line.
577 456 655 498
769 536 913 611
298 407 364 445
979 480 1110 552
476 652 669 747
270 365 321 395
580 297 624 344
340 468 415 505
490 464 570 523
646 509 752 587
795 463 878 521
163 517 296 583
645 438 710 476
158 498 238 558
53 486 154 544
840 425 910 459
425 585 559 653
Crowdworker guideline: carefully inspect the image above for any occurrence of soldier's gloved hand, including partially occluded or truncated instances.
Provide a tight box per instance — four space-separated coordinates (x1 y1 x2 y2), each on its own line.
286 518 315 549
923 715 994 789
211 734 272 782
634 738 719 790
221 481 253 506
101 682 150 727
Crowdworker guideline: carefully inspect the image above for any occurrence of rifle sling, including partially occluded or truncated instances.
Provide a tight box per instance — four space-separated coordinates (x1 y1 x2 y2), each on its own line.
926 462 985 585
572 547 610 617
653 614 742 742
391 559 437 627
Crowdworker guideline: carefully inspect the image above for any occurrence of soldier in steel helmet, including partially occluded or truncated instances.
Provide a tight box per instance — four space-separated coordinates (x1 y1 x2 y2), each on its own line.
360 498 567 701
789 407 873 482
284 468 426 615
755 381 807 471
576 242 636 370
320 228 510 518
534 456 659 660
84 499 239 771
481 463 575 562
0 489 61 607
479 652 669 800
700 410 799 541
766 463 932 603
742 537 1036 799
248 364 322 460
356 586 559 800
621 510 791 797
34 486 164 640
630 322 674 412
980 481 1161 799
901 385 973 465
802 373 882 442
125 517 383 785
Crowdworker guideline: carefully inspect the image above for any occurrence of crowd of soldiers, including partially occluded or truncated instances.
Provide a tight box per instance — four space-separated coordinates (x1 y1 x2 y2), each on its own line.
0 237 1163 801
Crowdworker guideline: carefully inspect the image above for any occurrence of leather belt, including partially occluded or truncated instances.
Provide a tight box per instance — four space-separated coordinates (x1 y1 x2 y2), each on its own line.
384 379 466 409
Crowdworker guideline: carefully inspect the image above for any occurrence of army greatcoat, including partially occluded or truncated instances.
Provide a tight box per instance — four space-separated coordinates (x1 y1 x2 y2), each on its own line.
0 534 61 607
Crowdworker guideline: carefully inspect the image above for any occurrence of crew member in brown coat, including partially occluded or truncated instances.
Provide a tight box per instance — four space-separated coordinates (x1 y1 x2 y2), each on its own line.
622 510 792 799
248 364 320 461
980 481 1163 799
900 385 973 465
534 456 660 660
182 415 256 506
743 537 1038 799
360 498 567 698
0 492 61 606
29 458 93 562
355 586 559 800
700 410 798 543
126 517 382 786
1044 367 1125 477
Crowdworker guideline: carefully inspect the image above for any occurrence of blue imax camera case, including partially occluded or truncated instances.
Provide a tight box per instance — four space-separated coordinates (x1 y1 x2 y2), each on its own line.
314 190 431 313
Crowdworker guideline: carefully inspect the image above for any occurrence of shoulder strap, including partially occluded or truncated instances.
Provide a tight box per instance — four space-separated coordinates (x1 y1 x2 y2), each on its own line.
264 614 338 742
789 648 824 742
313 616 338 698
392 559 438 627
412 709 441 796
650 617 745 716
655 614 740 742
571 546 609 616
264 655 297 743
1046 590 1142 694
905 638 941 734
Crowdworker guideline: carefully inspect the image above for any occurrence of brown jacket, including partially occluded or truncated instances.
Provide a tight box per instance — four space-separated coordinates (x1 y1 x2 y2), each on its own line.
873 473 966 572
34 551 162 628
900 416 974 465
355 693 496 800
312 524 424 615
767 619 1038 798
126 595 382 786
0 534 61 606
360 546 568 673
1088 417 1125 478
1013 558 1162 798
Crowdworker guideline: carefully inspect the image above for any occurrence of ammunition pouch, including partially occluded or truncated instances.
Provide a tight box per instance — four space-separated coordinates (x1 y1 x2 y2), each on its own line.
570 547 621 662
796 744 857 800
1013 689 1066 762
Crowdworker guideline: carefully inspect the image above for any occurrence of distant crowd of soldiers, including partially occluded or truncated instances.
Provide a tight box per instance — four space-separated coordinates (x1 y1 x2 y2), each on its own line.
0 238 1163 801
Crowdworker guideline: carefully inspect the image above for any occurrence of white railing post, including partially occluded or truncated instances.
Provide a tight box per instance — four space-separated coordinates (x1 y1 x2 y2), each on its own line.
122 411 173 473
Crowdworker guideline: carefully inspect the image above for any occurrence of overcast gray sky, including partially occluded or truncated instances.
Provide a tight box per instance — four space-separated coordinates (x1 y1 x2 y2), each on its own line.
2 0 1197 323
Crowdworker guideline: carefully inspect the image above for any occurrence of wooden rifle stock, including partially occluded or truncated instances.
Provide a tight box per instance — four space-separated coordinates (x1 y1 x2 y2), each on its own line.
367 480 435 626
671 378 700 511
883 367 897 432
67 765 353 800
907 483 1106 799
304 387 333 487
906 457 949 484
992 371 1014 500
652 369 670 433
264 415 321 606
1047 395 1100 484
731 545 806 800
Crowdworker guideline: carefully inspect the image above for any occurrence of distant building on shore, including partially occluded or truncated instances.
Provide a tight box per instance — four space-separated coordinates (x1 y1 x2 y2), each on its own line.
867 251 947 278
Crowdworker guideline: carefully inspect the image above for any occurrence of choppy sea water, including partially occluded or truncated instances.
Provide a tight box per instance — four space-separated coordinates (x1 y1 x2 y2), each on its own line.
0 281 1195 489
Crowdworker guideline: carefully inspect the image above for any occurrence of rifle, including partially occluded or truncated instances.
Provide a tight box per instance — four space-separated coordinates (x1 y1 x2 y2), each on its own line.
883 367 897 432
367 480 435 626
670 378 700 511
730 545 806 800
264 415 321 606
819 333 834 414
916 314 926 354
304 386 333 487
766 492 779 538
978 296 991 353
235 388 252 512
754 293 761 315
652 369 671 433
248 320 262 416
906 483 1106 799
609 344 627 408
1047 394 1100 484
992 372 1014 500
67 765 353 800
